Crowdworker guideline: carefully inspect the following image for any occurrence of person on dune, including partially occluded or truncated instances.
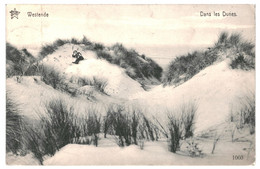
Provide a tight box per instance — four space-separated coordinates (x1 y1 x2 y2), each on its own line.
72 50 84 64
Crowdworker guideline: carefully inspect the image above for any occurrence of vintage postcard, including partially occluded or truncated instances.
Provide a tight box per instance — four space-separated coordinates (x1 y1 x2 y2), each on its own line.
5 4 255 165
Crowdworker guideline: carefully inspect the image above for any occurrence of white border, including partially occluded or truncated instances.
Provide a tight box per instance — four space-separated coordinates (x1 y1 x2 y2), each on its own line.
1 1 258 169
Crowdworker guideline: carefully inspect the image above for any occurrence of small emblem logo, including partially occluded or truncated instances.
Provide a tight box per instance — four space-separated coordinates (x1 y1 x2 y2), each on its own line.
10 8 20 19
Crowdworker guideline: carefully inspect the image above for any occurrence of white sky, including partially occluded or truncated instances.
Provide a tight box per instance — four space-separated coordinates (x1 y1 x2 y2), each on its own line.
6 4 255 49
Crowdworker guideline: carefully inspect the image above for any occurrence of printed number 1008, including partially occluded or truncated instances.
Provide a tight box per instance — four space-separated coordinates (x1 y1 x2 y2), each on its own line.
233 155 244 160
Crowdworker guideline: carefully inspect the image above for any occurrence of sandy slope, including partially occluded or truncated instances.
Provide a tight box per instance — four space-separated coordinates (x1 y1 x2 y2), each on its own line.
42 44 144 98
43 137 254 165
6 76 108 121
129 59 255 133
6 76 61 120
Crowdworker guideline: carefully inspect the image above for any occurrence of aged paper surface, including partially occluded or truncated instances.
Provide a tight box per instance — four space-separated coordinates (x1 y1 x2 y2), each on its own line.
6 4 255 165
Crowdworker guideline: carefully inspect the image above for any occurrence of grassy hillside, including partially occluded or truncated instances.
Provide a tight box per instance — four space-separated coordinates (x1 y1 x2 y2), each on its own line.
38 37 163 85
6 43 37 77
96 43 162 82
163 32 255 86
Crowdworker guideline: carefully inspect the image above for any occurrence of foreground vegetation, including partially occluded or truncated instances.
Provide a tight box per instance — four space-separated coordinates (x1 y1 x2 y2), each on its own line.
7 95 202 164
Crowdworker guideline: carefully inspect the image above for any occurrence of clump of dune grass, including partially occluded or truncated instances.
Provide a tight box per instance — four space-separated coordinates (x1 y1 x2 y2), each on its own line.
96 43 163 84
21 98 106 164
103 105 158 147
76 76 108 95
39 37 94 59
6 94 23 154
6 43 36 77
164 32 255 86
166 102 197 153
230 90 255 137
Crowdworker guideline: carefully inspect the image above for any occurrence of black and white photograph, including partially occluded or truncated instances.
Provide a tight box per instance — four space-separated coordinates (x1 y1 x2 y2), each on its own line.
5 4 255 165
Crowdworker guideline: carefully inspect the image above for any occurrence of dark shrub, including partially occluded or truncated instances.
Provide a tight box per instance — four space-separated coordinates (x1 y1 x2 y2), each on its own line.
76 76 108 94
21 98 104 164
230 54 255 70
81 36 93 46
39 38 82 58
181 102 197 138
167 102 197 153
217 32 228 45
168 116 181 153
6 43 22 64
164 32 255 86
92 77 108 94
95 43 163 83
6 94 23 154
39 45 56 59
131 111 139 145
231 91 255 134
24 126 44 164
104 106 143 147
40 65 63 89
40 99 79 155
229 33 241 46
6 43 36 77
70 38 81 45
143 117 155 141
94 43 105 50
110 106 132 146
164 50 218 85
53 39 69 47
96 50 113 62
81 112 101 146
20 98 81 164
